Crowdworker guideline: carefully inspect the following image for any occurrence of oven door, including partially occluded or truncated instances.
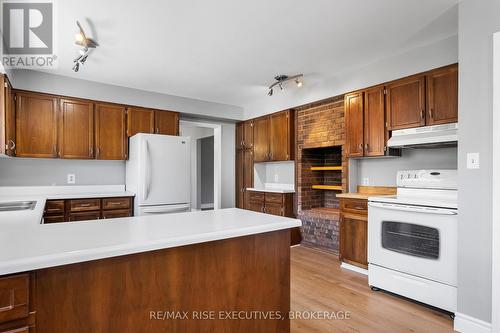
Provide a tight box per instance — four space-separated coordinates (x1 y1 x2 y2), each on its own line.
368 201 457 286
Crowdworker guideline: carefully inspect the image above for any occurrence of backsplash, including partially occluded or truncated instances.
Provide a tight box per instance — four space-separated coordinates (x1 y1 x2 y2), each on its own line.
253 161 295 189
0 158 125 186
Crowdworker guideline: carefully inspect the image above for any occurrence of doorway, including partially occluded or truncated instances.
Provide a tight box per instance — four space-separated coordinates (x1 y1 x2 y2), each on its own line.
179 120 222 211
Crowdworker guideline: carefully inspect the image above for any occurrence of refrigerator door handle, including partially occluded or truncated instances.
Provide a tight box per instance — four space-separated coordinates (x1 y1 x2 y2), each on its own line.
143 139 152 201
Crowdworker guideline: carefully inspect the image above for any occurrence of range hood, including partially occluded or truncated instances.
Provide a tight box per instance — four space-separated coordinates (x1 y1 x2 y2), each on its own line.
387 123 458 148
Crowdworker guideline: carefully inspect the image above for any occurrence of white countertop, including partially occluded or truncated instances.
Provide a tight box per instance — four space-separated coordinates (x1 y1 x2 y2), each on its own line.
0 208 301 275
0 185 135 226
246 188 295 194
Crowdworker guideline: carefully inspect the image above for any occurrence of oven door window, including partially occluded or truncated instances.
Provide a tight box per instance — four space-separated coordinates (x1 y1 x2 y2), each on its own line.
381 221 440 259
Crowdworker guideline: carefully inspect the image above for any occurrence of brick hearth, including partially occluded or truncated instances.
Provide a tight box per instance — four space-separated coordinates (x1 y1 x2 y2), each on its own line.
295 95 346 253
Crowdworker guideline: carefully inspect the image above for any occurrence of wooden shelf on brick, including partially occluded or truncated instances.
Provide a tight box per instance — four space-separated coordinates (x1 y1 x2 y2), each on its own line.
310 166 343 171
311 185 343 191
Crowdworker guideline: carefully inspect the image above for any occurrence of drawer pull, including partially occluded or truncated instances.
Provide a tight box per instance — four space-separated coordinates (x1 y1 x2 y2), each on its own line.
79 204 92 207
109 202 122 205
0 304 14 312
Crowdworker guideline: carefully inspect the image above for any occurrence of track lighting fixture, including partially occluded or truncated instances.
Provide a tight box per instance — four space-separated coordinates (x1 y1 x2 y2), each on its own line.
73 21 98 72
267 74 304 96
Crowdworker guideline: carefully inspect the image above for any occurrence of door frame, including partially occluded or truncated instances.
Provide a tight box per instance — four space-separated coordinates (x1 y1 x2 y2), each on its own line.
179 120 222 210
492 31 500 333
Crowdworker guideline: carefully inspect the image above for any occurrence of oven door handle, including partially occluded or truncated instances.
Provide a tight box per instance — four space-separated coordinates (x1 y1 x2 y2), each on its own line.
368 202 457 215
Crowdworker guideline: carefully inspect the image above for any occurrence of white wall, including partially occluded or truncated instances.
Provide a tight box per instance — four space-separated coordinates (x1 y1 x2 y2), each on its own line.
352 148 458 187
253 161 295 188
455 0 499 326
244 36 458 119
9 70 244 121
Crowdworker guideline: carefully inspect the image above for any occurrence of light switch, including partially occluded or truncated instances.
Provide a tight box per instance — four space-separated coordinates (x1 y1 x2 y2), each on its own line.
467 153 480 169
67 174 76 184
363 177 370 186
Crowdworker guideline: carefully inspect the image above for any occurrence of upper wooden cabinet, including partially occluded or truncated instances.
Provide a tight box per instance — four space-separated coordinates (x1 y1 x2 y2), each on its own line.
426 65 458 125
0 75 15 156
155 110 179 135
253 116 270 162
15 91 58 158
127 107 155 137
236 120 253 150
253 110 294 162
59 98 94 159
386 75 426 131
363 86 386 156
95 103 127 160
345 92 364 158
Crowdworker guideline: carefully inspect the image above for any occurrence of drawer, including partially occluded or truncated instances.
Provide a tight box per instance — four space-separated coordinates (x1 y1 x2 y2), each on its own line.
265 193 283 204
264 203 283 216
247 191 264 203
102 197 130 210
340 198 368 214
69 199 101 212
44 200 64 214
0 275 29 324
0 326 29 333
68 211 101 222
102 209 131 219
43 215 65 224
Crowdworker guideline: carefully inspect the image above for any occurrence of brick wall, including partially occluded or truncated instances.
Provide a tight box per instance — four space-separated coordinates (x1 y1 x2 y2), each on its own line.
295 95 346 253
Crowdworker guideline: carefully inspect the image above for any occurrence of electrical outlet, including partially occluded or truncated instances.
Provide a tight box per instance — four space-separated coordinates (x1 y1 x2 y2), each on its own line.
467 153 480 169
67 174 76 184
274 174 279 182
363 178 370 186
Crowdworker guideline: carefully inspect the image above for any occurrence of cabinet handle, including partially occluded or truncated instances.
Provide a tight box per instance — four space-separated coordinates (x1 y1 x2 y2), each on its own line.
156 128 159 134
8 139 15 150
96 147 100 158
420 109 425 119
90 147 94 156
79 203 92 207
429 108 433 119
365 143 369 151
359 143 363 150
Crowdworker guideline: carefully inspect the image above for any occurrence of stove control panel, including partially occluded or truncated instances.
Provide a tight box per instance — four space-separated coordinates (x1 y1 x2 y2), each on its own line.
397 169 457 189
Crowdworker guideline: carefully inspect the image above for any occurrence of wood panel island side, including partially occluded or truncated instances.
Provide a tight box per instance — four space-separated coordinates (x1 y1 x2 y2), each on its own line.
0 208 301 333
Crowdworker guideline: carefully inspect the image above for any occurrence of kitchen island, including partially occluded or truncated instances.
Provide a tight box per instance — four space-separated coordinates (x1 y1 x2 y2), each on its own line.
0 208 301 332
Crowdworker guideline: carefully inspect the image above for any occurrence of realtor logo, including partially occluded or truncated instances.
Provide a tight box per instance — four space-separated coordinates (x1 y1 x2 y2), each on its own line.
1 0 57 68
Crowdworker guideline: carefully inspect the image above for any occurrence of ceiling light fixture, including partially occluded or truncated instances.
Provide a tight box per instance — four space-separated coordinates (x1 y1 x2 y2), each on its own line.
267 74 304 96
73 21 98 72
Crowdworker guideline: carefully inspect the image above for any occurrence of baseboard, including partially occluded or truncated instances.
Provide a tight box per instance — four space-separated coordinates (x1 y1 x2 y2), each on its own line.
454 312 491 333
200 203 214 209
340 262 368 276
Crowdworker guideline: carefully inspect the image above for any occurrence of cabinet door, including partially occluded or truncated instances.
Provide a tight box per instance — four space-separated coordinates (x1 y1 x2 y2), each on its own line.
426 65 458 125
340 213 368 268
253 116 269 162
69 211 101 222
155 111 179 135
363 86 386 156
269 111 291 161
15 92 58 158
243 149 254 208
59 98 94 159
265 203 283 216
235 122 244 149
95 103 127 160
127 107 154 137
102 209 131 219
1 77 15 156
247 192 264 212
235 150 244 208
386 75 426 130
345 92 364 157
242 120 254 149
43 215 65 224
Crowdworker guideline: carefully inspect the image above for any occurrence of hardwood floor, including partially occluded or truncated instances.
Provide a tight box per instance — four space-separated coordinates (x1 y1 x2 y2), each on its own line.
290 246 456 333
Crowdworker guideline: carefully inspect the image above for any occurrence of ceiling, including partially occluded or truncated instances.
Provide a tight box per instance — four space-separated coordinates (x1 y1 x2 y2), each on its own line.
36 0 458 110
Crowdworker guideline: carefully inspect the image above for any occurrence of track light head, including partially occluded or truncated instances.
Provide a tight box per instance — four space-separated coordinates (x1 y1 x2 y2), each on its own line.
268 88 273 96
72 62 80 72
267 74 304 96
295 78 303 87
279 82 284 91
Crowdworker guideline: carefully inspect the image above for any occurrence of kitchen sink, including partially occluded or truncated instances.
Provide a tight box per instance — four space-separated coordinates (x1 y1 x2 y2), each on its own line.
0 201 37 212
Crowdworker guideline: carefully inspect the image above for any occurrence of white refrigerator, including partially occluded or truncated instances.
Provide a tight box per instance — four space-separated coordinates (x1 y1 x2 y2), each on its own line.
126 133 191 215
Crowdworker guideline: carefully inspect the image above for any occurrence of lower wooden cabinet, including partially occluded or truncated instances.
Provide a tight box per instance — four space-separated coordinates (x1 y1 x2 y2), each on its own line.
245 191 300 245
43 197 133 223
0 274 33 333
339 198 368 268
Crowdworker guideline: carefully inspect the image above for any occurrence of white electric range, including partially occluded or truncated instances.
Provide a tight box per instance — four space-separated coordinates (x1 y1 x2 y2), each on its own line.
368 169 458 314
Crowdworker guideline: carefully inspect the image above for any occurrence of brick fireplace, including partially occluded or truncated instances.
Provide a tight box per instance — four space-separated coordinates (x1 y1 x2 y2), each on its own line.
296 96 346 252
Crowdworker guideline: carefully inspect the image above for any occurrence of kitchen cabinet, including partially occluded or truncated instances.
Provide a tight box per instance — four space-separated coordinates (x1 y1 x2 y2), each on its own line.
15 91 58 158
363 85 387 156
253 116 269 162
339 198 368 268
95 103 127 160
0 274 33 333
345 92 364 157
43 197 133 223
426 65 458 125
236 120 253 150
0 75 15 156
127 107 155 137
155 110 179 135
59 98 94 159
246 191 299 245
253 110 294 162
235 149 253 209
386 75 426 130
